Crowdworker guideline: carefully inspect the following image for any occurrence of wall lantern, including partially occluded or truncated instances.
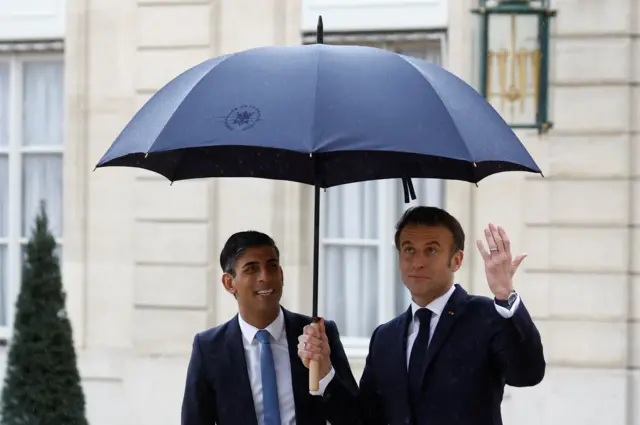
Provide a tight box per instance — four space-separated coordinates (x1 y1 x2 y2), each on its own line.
472 0 557 134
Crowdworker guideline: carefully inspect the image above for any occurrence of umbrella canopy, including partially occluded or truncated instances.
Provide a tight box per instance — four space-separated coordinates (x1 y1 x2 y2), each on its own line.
95 20 544 389
96 38 542 321
96 44 540 189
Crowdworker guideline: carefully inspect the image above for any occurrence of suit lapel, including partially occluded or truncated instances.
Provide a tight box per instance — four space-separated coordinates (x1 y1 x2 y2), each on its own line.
225 316 258 425
419 285 470 383
397 306 412 384
392 307 412 410
283 309 313 424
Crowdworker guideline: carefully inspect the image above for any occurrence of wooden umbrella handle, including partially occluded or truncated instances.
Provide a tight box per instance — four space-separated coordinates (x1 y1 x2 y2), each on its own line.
309 317 325 391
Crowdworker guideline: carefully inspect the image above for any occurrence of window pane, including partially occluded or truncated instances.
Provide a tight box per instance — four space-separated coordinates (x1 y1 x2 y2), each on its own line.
22 154 63 237
22 61 64 147
321 245 378 338
0 154 7 238
392 252 412 315
0 63 8 147
0 244 7 326
393 39 442 64
323 181 378 239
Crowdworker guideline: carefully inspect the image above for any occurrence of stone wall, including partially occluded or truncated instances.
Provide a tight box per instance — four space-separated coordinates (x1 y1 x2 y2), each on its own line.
447 0 640 424
63 1 304 424
60 0 640 423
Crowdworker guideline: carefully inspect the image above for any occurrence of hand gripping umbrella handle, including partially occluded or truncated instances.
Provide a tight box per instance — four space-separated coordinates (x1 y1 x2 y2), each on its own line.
309 317 324 391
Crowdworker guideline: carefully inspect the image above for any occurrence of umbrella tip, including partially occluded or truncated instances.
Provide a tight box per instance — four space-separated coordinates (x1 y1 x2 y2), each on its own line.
539 171 545 178
317 15 324 44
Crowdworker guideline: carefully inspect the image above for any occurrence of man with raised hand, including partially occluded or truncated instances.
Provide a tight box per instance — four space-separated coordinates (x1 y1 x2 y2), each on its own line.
299 206 545 425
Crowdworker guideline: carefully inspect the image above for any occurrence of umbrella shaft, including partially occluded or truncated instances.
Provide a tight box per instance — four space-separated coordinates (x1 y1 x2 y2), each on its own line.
312 184 320 318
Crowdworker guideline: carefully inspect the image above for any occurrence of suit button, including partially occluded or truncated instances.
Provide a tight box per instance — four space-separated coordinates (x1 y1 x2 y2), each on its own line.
404 417 411 424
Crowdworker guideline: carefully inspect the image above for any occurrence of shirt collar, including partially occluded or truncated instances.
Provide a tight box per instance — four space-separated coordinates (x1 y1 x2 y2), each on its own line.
411 283 456 319
238 307 285 345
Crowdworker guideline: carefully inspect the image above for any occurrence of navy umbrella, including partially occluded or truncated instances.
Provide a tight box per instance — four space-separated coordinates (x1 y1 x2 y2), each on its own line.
96 18 541 319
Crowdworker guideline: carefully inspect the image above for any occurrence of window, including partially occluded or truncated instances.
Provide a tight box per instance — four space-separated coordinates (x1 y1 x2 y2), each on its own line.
315 33 446 354
0 53 64 337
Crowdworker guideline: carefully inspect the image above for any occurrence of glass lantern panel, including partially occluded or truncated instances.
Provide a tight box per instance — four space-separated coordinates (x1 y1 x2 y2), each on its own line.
485 13 540 126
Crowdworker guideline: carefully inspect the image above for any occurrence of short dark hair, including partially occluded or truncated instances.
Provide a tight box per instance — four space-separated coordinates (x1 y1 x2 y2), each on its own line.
394 206 465 254
219 231 280 276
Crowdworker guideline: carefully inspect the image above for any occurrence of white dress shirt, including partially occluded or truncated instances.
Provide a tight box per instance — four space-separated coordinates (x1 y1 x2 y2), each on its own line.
406 284 521 367
238 309 333 425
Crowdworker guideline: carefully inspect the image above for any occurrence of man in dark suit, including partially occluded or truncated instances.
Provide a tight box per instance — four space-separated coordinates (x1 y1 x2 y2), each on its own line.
181 230 358 425
298 206 545 425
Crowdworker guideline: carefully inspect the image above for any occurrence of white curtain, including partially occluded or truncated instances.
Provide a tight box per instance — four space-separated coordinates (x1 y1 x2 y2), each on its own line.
0 155 6 239
0 62 8 147
322 181 379 338
0 152 5 326
0 63 8 238
0 246 5 325
22 61 64 147
22 154 63 237
0 62 9 327
21 61 64 238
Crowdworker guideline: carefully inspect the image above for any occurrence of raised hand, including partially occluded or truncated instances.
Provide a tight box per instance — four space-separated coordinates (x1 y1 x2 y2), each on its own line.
476 223 527 300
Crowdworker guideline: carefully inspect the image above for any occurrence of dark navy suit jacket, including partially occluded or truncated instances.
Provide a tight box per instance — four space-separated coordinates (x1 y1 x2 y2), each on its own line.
322 285 546 425
181 307 358 425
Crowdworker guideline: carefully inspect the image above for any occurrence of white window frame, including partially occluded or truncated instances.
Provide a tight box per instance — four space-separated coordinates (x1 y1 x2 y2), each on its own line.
314 31 448 358
0 51 65 340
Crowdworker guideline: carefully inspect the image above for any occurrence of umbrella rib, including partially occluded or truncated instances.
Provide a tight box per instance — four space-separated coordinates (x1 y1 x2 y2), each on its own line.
401 58 478 182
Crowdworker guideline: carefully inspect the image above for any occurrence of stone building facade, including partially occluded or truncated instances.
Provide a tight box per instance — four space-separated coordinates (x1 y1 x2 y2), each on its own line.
0 0 638 424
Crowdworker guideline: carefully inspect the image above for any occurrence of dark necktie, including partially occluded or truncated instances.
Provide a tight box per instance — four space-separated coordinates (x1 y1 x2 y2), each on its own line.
408 308 433 394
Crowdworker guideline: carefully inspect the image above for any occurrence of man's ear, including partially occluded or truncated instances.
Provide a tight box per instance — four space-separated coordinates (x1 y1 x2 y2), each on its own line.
451 250 464 272
222 273 236 295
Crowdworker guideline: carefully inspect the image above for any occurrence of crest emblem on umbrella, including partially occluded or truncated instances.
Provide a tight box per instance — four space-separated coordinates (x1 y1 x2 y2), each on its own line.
225 105 261 131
